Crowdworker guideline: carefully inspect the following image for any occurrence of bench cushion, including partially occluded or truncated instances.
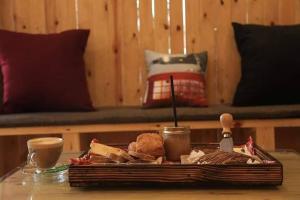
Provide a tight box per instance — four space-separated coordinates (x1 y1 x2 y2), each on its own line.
0 105 300 128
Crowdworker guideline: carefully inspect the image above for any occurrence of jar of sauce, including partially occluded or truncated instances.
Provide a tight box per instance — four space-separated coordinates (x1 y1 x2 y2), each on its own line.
162 126 191 161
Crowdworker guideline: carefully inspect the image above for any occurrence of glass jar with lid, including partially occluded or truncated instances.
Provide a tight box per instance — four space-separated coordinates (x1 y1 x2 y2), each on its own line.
162 126 191 161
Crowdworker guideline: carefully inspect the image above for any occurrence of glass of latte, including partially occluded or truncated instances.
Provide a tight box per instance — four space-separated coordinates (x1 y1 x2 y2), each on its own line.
24 137 64 176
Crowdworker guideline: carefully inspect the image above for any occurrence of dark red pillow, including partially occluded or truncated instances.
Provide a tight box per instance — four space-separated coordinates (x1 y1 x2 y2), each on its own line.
0 29 94 113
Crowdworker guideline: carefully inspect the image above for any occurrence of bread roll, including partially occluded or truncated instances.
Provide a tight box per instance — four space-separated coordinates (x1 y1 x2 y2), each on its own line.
136 133 165 157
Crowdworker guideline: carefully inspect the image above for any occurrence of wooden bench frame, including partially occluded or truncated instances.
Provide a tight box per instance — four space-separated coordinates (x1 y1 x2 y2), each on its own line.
1 118 299 152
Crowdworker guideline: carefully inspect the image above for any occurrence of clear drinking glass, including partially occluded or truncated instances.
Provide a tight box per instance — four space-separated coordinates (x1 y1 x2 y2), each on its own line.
22 137 67 182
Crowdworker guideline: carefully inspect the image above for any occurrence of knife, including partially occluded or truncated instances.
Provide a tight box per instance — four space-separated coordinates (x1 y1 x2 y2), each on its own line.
219 113 234 152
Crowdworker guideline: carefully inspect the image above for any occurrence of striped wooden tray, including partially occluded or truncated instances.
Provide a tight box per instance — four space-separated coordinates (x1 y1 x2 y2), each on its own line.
69 144 283 187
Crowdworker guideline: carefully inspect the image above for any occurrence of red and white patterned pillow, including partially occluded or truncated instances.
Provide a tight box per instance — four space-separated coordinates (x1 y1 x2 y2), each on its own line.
143 50 208 107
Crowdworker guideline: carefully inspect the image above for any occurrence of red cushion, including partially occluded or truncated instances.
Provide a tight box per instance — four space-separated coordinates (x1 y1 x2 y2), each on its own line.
143 72 208 107
143 50 208 107
0 29 93 113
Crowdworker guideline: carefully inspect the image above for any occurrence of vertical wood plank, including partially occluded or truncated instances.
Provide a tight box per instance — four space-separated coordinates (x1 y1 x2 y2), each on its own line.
14 0 47 33
248 0 264 24
0 0 15 30
256 127 275 151
279 0 296 25
139 0 155 102
190 0 218 105
296 0 300 23
78 0 118 107
263 0 279 25
198 0 232 105
170 0 183 53
154 0 169 53
118 0 141 105
215 0 232 104
45 0 76 33
186 0 201 53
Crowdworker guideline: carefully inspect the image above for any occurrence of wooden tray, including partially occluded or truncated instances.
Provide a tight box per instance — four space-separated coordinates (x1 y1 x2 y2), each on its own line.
69 144 283 187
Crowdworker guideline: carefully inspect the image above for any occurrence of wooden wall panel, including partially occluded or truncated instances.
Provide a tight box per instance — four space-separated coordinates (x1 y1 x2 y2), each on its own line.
118 0 141 105
154 0 169 53
248 0 264 24
195 0 224 105
296 0 300 23
45 0 76 33
189 0 217 105
186 0 201 53
14 0 47 33
78 0 118 107
263 0 279 25
213 0 232 104
170 0 183 53
278 0 296 24
0 0 15 30
1 0 298 107
139 0 155 101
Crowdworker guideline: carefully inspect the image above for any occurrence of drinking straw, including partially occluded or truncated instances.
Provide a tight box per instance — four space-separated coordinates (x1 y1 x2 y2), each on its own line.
170 75 178 127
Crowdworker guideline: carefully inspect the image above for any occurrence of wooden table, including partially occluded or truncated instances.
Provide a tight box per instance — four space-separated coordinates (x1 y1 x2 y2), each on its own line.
1 152 300 200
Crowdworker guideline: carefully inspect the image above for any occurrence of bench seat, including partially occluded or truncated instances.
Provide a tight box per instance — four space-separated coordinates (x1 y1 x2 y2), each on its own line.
0 104 300 128
1 105 300 151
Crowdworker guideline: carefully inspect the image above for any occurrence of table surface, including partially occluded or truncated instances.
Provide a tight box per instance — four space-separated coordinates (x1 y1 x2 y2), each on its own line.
1 151 300 200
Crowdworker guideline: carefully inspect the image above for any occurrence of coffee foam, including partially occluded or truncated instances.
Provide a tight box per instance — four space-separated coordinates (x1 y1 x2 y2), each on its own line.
27 137 63 149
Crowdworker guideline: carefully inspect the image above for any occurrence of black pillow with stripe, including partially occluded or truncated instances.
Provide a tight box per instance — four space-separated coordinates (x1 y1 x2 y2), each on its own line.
232 22 300 106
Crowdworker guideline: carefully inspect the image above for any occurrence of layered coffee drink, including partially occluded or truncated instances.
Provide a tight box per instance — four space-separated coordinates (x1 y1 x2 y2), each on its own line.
162 127 191 161
27 137 63 169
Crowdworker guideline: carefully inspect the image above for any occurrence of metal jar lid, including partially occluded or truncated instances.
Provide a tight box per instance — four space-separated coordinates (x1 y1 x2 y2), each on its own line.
163 126 190 134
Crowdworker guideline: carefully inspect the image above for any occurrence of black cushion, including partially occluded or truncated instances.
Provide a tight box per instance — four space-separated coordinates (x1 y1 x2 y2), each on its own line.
0 105 300 128
232 22 300 106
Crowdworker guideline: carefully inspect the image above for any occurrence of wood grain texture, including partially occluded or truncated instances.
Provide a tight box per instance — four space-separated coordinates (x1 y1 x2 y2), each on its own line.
186 0 202 53
118 0 142 105
170 0 183 53
296 0 300 23
14 0 47 33
1 118 300 136
278 0 296 24
0 0 298 107
213 0 232 104
248 0 264 24
153 0 169 53
263 0 279 25
0 0 15 30
193 0 219 105
45 0 76 33
139 0 155 101
78 0 118 107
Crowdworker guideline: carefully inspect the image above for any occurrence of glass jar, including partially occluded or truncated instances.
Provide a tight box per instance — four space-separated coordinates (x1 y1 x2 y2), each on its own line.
162 126 191 161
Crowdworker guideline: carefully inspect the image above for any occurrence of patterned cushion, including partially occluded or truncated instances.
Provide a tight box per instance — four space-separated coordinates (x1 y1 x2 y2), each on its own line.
143 50 208 107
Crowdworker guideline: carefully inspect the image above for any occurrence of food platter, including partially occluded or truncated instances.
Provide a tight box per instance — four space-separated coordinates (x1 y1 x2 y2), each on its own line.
69 143 283 187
